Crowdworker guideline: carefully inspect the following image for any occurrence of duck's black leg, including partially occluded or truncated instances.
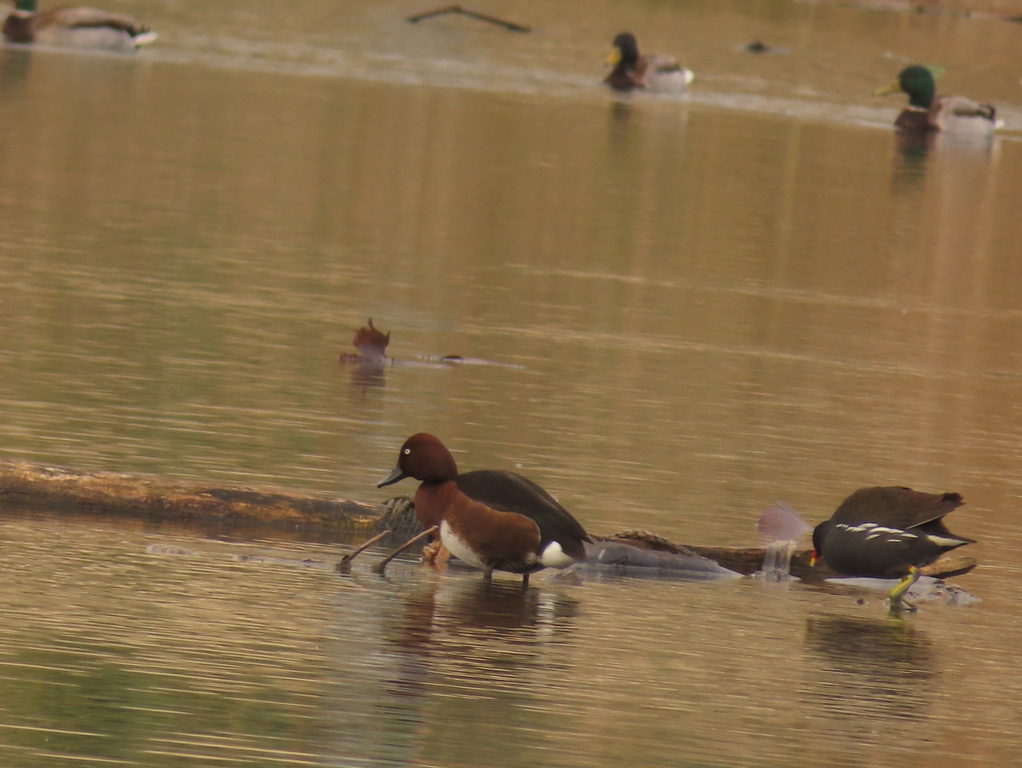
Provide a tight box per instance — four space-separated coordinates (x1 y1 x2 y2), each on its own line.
372 525 439 575
482 566 494 585
521 573 530 589
336 529 391 573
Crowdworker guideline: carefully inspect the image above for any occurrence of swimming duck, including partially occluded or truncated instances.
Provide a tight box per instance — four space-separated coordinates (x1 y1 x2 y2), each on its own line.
604 32 693 93
377 433 591 586
875 65 995 135
811 486 975 609
339 318 390 365
3 0 156 51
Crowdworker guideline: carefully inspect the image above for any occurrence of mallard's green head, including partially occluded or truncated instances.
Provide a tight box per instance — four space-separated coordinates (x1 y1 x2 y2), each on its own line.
15 0 38 12
608 32 640 68
876 65 936 109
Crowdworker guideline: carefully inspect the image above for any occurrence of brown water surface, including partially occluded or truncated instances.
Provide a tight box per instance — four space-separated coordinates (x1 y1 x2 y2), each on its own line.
1 0 1022 765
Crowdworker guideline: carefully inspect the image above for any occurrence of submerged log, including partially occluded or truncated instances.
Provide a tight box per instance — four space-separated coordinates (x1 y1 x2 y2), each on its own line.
0 458 976 579
0 458 389 536
597 530 976 581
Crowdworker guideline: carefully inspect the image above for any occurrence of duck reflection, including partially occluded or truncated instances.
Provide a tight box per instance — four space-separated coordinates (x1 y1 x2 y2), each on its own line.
399 577 581 648
890 127 1000 203
340 577 581 765
0 47 32 98
803 613 934 723
375 576 582 701
610 100 633 124
896 130 934 164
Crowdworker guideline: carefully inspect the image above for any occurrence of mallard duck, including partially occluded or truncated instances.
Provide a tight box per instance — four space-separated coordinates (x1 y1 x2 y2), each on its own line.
604 32 693 94
3 0 156 51
875 65 996 135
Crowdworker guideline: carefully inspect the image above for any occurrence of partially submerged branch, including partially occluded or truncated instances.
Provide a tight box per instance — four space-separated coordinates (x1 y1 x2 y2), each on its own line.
0 458 382 535
406 5 530 32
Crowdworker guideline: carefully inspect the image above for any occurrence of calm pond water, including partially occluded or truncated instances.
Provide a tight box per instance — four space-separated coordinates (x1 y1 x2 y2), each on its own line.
2 0 1022 765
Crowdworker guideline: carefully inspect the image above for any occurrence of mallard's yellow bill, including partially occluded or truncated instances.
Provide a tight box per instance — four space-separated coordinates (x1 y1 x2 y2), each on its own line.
606 48 622 67
874 80 902 97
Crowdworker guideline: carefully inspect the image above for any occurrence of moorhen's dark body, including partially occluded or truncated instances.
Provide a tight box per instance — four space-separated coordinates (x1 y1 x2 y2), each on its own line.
812 486 974 578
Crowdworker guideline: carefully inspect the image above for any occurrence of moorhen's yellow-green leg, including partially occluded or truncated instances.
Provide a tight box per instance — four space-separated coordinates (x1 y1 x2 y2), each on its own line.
887 565 922 611
373 525 439 575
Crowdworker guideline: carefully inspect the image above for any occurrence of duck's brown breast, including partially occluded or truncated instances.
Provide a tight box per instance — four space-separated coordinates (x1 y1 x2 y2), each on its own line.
414 480 457 528
443 495 542 572
2 14 35 44
895 107 937 133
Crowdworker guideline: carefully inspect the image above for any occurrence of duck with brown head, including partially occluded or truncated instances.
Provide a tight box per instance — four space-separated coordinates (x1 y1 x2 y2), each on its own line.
376 433 591 586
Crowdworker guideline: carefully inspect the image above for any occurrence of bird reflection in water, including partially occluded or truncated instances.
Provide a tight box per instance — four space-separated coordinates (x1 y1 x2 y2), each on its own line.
802 614 936 762
362 578 581 764
897 129 934 165
0 46 32 98
396 577 581 651
383 578 581 704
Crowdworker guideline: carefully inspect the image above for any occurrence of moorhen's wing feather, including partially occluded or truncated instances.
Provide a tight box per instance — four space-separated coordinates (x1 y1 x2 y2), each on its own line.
915 517 975 545
830 486 963 530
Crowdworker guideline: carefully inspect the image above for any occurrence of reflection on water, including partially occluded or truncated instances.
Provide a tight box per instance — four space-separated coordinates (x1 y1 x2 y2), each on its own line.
0 510 1021 767
803 614 939 767
0 48 31 97
331 564 591 767
804 614 934 719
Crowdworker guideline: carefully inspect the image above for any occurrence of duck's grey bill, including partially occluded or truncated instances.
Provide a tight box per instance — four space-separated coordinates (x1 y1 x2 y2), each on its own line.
377 466 408 488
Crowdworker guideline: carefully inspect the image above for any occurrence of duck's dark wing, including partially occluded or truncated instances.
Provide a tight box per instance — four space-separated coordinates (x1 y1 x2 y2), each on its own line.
456 470 591 558
940 95 996 121
43 8 146 33
830 486 964 530
646 54 682 75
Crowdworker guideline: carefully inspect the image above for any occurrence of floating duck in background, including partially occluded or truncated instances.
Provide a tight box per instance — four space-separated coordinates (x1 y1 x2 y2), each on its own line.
377 433 591 586
2 0 156 51
811 486 975 609
875 65 996 135
604 32 693 93
339 318 390 365
338 318 393 389
339 318 525 382
741 39 789 55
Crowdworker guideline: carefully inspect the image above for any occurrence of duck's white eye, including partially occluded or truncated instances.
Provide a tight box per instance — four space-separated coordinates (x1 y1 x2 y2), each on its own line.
403 448 411 455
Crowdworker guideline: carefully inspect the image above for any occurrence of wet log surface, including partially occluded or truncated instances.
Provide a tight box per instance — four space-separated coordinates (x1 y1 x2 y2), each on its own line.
0 458 976 579
0 458 387 536
595 530 976 580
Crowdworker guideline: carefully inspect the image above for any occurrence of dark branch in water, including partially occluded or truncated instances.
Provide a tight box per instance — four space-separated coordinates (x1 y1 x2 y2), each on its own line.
406 5 531 32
